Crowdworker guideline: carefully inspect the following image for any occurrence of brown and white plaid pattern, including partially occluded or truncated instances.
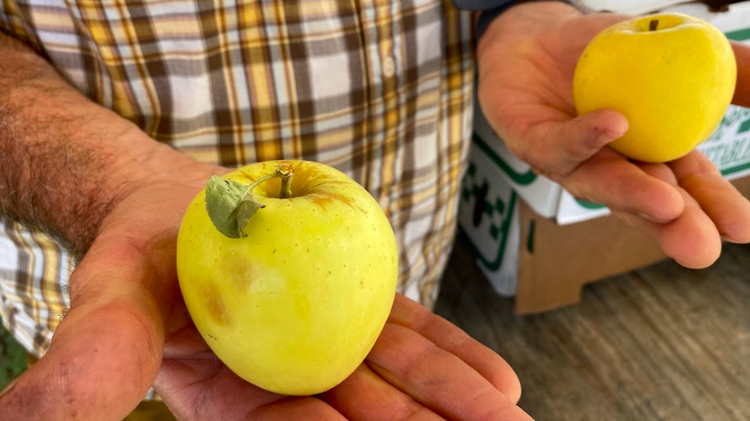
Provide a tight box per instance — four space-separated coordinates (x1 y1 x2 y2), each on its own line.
0 0 475 358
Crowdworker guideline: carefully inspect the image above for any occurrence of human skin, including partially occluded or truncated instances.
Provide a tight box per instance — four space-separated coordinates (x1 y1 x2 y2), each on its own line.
477 2 750 269
0 24 527 421
1 2 749 420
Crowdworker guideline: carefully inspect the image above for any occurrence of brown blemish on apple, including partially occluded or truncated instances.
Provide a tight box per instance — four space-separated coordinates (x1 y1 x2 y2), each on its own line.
307 189 363 212
223 253 255 291
304 176 367 213
649 19 658 31
202 282 232 326
296 164 337 184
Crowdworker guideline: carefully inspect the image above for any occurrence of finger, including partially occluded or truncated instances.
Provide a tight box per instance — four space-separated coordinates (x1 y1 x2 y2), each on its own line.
321 364 445 421
523 109 629 175
158 363 346 421
366 323 535 421
387 294 521 403
609 162 678 227
731 41 750 108
0 239 165 421
622 190 721 268
561 149 684 222
248 399 347 421
634 162 679 186
154 327 347 421
155 326 283 420
157 356 276 421
669 151 750 243
617 161 723 268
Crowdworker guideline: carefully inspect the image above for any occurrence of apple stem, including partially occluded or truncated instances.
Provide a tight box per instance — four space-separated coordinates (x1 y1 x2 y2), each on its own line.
240 164 295 200
649 19 658 31
242 172 278 202
276 164 294 198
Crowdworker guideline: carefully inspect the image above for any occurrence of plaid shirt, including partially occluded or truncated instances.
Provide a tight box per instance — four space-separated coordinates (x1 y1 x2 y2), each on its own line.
0 0 475 358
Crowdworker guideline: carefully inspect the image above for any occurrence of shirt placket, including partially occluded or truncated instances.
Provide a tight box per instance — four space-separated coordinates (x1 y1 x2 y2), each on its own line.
369 0 401 215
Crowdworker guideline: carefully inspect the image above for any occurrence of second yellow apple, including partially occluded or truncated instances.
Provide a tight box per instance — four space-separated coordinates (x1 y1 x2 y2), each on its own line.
573 13 736 163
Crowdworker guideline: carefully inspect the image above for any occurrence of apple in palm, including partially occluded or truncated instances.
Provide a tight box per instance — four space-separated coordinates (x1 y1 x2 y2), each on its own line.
574 13 737 163
176 160 398 395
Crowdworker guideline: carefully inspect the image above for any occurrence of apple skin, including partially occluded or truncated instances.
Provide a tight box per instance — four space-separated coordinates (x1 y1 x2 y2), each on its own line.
176 160 398 395
574 13 737 163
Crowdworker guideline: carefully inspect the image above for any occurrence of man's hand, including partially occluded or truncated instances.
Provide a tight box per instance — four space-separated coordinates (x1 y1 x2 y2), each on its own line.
0 164 219 420
157 294 531 421
1 169 533 420
0 29 532 421
476 3 750 268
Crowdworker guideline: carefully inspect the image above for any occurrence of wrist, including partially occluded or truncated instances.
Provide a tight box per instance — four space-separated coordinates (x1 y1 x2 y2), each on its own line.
92 135 228 269
111 127 221 195
106 127 227 225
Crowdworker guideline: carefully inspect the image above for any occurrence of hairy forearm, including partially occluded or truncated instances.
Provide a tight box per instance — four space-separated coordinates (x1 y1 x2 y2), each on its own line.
0 33 203 258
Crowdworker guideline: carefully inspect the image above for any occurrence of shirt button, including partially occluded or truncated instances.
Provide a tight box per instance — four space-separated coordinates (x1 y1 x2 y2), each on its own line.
382 56 395 78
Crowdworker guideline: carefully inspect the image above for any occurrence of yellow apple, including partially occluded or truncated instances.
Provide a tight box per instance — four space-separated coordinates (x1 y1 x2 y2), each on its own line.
176 160 398 395
573 13 737 163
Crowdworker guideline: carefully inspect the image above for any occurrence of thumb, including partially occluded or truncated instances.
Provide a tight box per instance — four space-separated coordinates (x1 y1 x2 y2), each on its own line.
525 109 628 176
0 238 166 421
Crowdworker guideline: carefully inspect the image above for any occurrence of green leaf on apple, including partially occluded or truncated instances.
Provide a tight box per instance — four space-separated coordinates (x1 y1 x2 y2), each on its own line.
205 175 265 238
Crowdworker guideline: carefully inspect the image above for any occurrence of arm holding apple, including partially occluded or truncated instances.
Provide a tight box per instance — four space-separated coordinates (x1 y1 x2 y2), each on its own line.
0 32 533 421
476 2 750 268
0 30 222 419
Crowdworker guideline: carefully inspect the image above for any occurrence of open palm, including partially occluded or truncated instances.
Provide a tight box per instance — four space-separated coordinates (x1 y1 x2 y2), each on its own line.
477 6 750 268
156 293 530 421
0 165 532 421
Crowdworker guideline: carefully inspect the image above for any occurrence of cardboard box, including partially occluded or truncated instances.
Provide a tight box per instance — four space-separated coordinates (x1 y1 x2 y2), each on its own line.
459 1 750 313
515 176 750 314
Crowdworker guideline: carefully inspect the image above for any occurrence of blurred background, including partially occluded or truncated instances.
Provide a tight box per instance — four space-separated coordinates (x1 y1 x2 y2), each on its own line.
0 324 26 391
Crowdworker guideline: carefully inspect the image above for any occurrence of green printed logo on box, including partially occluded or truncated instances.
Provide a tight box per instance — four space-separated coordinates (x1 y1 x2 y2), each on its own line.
701 106 750 177
459 155 518 271
725 26 750 41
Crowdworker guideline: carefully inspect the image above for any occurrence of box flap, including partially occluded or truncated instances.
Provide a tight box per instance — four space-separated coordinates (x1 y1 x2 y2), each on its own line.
556 191 611 225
